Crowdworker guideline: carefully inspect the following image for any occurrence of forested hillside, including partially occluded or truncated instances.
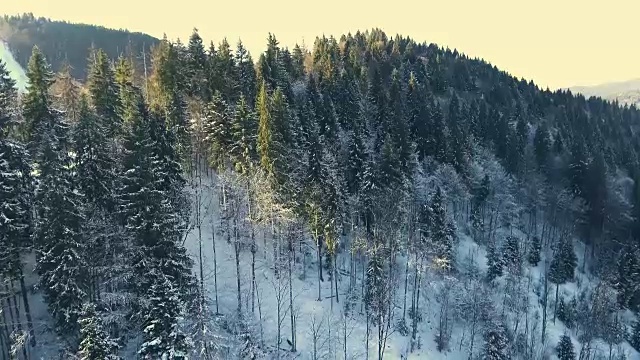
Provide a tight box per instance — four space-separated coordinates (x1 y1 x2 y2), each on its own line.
0 13 159 80
1 24 640 359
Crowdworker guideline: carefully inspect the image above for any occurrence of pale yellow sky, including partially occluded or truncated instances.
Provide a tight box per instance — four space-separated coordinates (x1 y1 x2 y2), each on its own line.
3 0 639 89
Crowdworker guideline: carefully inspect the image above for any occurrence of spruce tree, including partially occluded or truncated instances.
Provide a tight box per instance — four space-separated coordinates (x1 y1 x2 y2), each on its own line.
430 188 456 271
0 59 31 280
77 303 121 360
556 334 575 360
203 91 232 169
486 242 503 282
528 236 541 266
87 48 121 140
630 318 640 352
25 46 88 335
73 93 114 210
186 28 209 100
502 236 521 276
482 324 509 360
117 81 195 355
235 40 257 106
22 46 56 154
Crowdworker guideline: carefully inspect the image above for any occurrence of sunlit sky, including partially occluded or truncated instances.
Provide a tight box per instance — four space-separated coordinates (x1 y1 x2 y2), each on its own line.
3 0 640 90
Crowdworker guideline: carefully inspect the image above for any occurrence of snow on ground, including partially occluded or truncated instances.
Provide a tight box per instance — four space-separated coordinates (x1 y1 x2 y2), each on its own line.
0 41 28 93
4 168 638 359
181 172 640 359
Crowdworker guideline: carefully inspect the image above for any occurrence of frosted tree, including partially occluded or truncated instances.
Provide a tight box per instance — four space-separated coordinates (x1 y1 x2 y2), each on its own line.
556 334 575 360
481 323 509 360
77 303 121 360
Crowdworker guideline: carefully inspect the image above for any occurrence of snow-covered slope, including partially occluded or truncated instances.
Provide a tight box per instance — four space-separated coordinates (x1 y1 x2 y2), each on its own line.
569 79 640 106
0 41 28 93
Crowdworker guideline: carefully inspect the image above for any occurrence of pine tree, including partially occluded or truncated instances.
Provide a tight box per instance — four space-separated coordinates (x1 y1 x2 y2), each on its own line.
87 48 121 140
430 188 456 271
22 46 56 154
502 236 521 275
229 94 257 173
24 46 88 335
617 249 640 311
556 334 575 360
486 242 503 282
549 238 577 322
528 236 541 266
235 40 257 106
257 82 289 185
148 38 191 165
138 273 189 359
630 318 640 352
448 93 468 172
482 324 509 360
73 93 114 210
77 303 121 360
203 91 232 169
186 28 209 100
0 59 31 280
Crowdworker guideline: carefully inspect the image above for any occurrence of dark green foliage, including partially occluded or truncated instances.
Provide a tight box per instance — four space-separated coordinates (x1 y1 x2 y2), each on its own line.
502 236 521 275
486 242 503 282
617 248 640 311
430 188 456 271
549 239 577 285
556 334 575 360
556 297 577 329
25 47 88 335
528 236 541 266
630 318 640 352
22 46 56 152
86 48 121 139
1 13 158 80
73 94 114 210
0 59 31 280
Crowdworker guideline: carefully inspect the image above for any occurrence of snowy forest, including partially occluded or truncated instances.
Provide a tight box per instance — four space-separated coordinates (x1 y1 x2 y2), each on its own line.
2 19 640 360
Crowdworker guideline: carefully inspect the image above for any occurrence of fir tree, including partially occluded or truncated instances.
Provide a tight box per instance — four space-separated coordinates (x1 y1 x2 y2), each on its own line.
430 188 456 271
25 46 88 335
77 303 121 360
87 48 121 140
486 242 503 282
138 273 189 359
117 80 195 352
482 324 509 360
22 46 56 154
502 236 521 276
556 334 575 360
73 93 114 210
186 28 209 100
235 40 257 106
630 318 640 352
528 236 541 266
0 59 31 280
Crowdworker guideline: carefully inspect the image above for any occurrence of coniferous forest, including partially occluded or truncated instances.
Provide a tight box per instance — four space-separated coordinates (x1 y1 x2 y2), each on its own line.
2 19 640 360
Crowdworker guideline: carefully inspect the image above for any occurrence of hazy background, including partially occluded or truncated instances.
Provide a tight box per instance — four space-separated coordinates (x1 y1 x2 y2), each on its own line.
3 0 640 90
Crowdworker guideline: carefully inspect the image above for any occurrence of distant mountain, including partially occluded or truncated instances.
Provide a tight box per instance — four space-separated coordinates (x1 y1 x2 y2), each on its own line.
0 13 159 80
569 79 640 106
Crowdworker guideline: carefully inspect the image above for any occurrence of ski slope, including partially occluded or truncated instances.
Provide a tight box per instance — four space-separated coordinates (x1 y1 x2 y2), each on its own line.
0 41 28 93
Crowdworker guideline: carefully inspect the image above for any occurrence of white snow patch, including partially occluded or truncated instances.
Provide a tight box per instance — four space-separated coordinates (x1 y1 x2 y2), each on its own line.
0 41 28 93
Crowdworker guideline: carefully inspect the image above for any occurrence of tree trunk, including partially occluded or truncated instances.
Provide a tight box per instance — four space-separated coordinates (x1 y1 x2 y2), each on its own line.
553 283 559 324
211 217 220 315
234 220 242 315
18 271 35 347
288 236 296 352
